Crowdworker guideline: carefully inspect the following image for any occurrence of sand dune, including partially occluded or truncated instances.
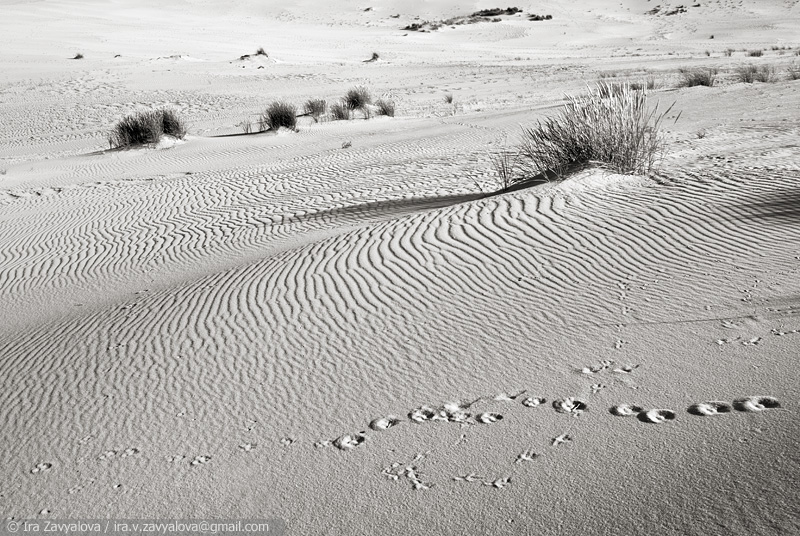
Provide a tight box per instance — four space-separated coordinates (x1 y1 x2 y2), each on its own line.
1 0 799 534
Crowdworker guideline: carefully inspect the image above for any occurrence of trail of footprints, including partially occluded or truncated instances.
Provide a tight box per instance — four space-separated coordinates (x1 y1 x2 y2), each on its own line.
23 363 783 507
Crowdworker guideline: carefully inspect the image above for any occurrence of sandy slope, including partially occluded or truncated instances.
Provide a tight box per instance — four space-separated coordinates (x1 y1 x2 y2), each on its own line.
1 1 800 534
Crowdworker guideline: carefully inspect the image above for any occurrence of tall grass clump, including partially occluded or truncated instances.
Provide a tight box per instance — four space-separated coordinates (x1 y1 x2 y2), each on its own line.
343 86 372 112
375 99 395 116
747 49 763 57
630 76 658 91
678 67 718 87
330 101 350 120
788 62 800 80
724 48 735 57
108 108 186 149
512 82 675 180
738 64 777 83
304 99 327 121
258 101 297 131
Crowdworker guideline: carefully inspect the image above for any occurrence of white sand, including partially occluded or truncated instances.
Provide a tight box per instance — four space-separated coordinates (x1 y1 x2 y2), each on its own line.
1 0 799 534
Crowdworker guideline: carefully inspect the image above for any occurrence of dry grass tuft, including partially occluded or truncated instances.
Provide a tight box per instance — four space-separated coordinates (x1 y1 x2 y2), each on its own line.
678 67 718 87
507 82 675 182
330 101 351 121
375 99 395 117
736 64 777 83
304 99 327 122
108 108 186 149
258 101 297 131
343 86 372 111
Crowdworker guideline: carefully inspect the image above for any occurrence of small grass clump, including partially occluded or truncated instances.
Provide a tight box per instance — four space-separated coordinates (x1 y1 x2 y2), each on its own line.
255 47 267 56
375 99 395 117
72 53 84 60
108 108 186 149
724 48 735 57
678 67 718 87
304 99 327 121
737 64 777 83
508 82 674 181
788 62 800 80
330 101 351 120
343 86 372 111
258 101 297 131
630 76 658 91
444 93 454 103
747 49 763 57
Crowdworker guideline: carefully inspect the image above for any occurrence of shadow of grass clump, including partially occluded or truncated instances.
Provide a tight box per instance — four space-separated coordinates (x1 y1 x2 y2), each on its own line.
491 82 676 189
108 108 186 149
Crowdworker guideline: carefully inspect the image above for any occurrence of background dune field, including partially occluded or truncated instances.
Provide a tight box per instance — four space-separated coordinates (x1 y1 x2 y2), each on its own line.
1 1 799 534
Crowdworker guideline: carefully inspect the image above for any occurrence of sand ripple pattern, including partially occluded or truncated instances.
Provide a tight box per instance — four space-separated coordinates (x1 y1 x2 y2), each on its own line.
0 121 797 464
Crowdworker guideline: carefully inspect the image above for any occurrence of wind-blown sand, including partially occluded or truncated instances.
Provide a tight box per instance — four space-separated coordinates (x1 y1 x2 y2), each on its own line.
1 0 799 534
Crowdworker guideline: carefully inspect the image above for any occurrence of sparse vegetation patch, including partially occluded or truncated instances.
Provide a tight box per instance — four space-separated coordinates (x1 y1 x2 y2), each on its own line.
736 64 776 83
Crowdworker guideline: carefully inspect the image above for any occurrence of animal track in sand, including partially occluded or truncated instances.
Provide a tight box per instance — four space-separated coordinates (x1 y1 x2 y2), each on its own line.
333 433 367 451
493 391 526 402
238 443 256 452
581 360 614 375
409 403 472 424
369 416 402 431
382 453 433 490
521 396 546 407
733 396 781 412
553 397 587 416
482 477 512 489
30 463 53 474
514 449 538 464
610 404 645 416
190 455 211 466
637 409 677 424
99 448 139 461
476 412 503 424
688 401 733 416
551 434 572 447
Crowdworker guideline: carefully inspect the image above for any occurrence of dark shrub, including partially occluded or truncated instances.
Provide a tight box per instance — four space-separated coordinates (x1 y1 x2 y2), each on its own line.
375 99 395 116
259 101 297 131
108 108 186 149
343 86 372 110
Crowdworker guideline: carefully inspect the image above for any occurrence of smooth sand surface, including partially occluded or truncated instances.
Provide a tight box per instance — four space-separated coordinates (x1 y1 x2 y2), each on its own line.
2 1 799 534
